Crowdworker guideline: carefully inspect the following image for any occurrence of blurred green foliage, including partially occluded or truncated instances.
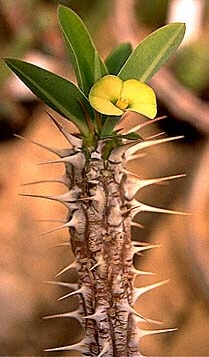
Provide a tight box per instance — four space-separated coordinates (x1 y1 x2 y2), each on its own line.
172 41 209 93
135 0 169 28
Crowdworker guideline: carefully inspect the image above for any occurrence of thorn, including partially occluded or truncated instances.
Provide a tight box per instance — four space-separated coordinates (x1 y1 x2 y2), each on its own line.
138 327 178 339
131 243 161 256
21 174 70 187
133 280 169 303
58 286 86 301
125 173 186 200
19 190 81 207
131 221 144 229
54 242 71 247
135 315 164 326
44 281 78 289
97 340 110 357
82 306 106 321
131 201 191 218
43 310 82 322
119 304 147 322
41 218 76 236
131 267 156 276
38 151 85 169
145 131 165 140
21 192 77 209
125 153 146 162
55 261 78 277
46 112 83 148
44 340 85 353
78 195 97 202
123 116 167 134
131 240 155 246
108 139 142 163
41 225 66 235
14 134 67 157
89 255 103 271
43 210 81 234
125 135 184 158
122 168 142 178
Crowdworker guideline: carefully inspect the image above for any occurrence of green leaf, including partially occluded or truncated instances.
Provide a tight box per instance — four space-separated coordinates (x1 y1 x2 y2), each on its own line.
101 116 121 137
119 23 186 82
120 132 142 140
58 5 107 96
105 43 132 75
5 58 93 137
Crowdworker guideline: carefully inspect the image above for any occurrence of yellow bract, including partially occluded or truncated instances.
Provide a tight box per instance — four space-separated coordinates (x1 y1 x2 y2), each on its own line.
89 75 157 118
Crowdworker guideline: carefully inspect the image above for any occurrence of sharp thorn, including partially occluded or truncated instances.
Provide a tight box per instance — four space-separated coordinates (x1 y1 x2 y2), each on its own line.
78 195 96 202
82 306 105 321
19 191 80 208
123 116 167 134
135 315 164 326
44 340 85 353
131 240 156 246
89 256 103 271
131 202 191 217
125 153 146 162
131 221 144 229
125 135 184 158
133 280 170 303
46 112 83 148
145 131 165 140
108 139 142 162
126 305 149 322
44 281 78 289
21 175 69 186
54 242 71 247
14 134 65 157
58 286 86 301
139 327 178 339
131 243 161 256
97 341 110 357
122 168 142 179
41 223 71 236
55 261 78 277
131 267 156 276
43 310 82 322
116 173 186 201
37 151 85 169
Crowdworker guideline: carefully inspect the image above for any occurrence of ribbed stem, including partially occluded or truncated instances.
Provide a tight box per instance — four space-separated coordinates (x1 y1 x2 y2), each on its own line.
65 140 140 356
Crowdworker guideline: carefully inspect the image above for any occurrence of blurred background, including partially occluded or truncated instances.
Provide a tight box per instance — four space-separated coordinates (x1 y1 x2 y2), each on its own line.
1 0 209 355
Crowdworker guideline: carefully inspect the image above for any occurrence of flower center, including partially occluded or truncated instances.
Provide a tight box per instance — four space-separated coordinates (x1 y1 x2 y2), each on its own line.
115 97 129 111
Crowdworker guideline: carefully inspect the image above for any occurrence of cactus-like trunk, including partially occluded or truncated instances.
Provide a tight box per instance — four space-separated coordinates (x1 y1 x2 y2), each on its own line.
62 143 138 356
30 117 181 357
63 142 142 356
46 141 140 356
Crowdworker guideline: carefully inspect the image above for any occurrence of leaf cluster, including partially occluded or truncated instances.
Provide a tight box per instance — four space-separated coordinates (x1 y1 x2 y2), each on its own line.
5 5 185 145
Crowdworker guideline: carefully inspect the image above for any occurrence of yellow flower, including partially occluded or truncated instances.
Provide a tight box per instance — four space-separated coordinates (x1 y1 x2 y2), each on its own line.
89 75 157 118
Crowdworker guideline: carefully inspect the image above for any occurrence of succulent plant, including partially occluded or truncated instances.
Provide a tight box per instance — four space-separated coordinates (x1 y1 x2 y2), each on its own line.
5 6 185 356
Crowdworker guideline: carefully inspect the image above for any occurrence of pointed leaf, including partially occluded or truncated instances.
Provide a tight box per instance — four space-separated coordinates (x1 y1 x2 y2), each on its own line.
105 43 132 75
5 58 93 137
119 23 186 82
58 5 107 96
